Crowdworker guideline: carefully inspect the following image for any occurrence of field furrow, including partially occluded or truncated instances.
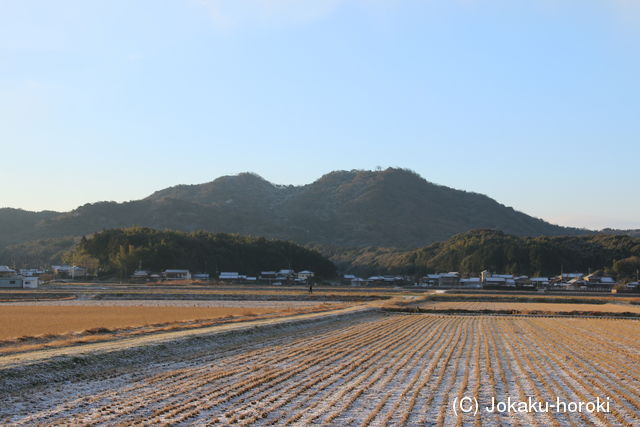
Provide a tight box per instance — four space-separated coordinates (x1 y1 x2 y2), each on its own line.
1 313 638 426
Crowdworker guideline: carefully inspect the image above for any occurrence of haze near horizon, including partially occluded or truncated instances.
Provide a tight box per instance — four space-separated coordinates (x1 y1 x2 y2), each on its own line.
2 1 639 229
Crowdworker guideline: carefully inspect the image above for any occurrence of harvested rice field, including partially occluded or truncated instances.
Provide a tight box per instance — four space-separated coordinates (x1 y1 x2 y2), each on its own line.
0 305 312 340
419 301 640 314
1 313 638 425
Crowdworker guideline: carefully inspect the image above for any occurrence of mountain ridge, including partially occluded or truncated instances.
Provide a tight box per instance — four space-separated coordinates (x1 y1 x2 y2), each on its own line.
1 168 590 259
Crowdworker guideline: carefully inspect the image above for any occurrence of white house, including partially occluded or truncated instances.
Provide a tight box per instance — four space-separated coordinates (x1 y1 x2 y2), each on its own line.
219 272 242 281
625 281 639 290
22 276 39 288
0 275 38 288
260 271 277 279
297 270 314 280
163 269 191 280
481 271 515 288
19 268 44 277
0 266 16 277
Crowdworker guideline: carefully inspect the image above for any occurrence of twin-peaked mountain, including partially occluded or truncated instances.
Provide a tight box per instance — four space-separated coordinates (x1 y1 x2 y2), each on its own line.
0 169 586 258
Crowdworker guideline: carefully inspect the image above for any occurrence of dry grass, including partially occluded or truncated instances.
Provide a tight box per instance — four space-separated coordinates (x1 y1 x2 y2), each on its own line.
0 302 350 354
0 305 285 341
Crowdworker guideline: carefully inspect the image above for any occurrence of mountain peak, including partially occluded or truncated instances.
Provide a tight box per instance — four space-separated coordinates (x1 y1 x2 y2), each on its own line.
1 169 590 251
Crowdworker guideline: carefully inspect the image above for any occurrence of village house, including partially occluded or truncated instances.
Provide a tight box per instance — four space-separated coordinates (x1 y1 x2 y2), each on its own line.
0 266 38 288
131 270 150 280
342 274 357 285
553 273 584 286
421 274 441 287
459 277 481 288
350 277 370 286
276 269 296 281
219 272 243 281
19 268 45 277
0 276 39 289
529 277 550 288
481 271 515 288
0 265 16 277
367 275 406 286
438 272 460 287
583 273 616 289
626 281 639 290
162 269 191 280
52 265 87 279
342 274 370 286
297 270 314 281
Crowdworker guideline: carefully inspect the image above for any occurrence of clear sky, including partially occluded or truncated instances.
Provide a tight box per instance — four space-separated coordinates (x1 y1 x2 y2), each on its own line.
2 0 639 230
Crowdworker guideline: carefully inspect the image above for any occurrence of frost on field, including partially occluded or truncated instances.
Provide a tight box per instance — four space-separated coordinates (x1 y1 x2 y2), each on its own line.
0 314 638 425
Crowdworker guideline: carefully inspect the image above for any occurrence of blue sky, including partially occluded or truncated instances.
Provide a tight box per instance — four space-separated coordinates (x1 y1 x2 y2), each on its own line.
1 0 639 229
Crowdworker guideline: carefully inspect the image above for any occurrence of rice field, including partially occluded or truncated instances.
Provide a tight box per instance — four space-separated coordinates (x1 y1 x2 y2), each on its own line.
2 313 638 425
0 305 297 340
419 301 640 314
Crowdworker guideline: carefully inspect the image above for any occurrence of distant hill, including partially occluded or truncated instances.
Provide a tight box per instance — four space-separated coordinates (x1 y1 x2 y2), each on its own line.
600 228 640 238
67 227 337 278
0 169 589 264
335 229 640 278
0 208 59 244
145 169 588 247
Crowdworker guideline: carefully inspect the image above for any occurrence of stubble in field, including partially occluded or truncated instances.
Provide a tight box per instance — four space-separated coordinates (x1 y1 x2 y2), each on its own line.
0 305 287 340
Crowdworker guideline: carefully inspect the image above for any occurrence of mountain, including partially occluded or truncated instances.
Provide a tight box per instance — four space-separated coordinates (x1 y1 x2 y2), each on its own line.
145 168 586 246
334 229 640 278
0 208 59 243
0 168 590 266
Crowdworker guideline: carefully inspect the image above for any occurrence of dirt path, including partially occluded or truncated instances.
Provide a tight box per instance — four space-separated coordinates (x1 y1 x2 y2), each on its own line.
0 304 373 369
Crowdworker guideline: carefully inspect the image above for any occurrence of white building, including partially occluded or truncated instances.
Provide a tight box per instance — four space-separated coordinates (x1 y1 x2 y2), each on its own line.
297 270 314 280
162 269 191 280
0 275 39 288
219 272 242 281
0 265 16 277
19 268 44 277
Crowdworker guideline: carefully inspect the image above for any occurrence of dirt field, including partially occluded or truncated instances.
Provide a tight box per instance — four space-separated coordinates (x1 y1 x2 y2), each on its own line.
0 305 298 340
1 313 638 425
1 299 337 308
419 301 640 314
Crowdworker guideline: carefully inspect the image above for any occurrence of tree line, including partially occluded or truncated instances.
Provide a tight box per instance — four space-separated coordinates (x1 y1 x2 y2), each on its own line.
64 227 337 279
330 229 640 280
